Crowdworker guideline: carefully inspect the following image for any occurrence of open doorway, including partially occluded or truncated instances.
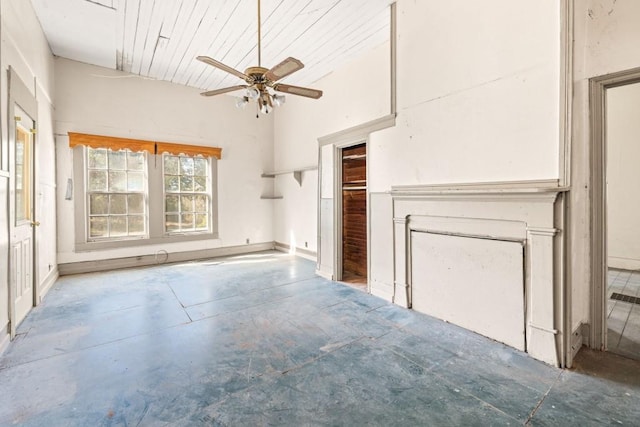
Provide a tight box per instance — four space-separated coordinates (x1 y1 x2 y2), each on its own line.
341 143 367 287
605 81 640 360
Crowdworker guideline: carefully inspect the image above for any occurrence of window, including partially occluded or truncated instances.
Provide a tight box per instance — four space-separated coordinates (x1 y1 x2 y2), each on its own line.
163 154 210 233
70 132 220 250
15 120 33 223
86 148 147 240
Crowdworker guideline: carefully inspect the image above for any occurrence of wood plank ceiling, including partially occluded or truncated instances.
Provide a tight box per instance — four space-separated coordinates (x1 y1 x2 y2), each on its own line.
31 0 391 91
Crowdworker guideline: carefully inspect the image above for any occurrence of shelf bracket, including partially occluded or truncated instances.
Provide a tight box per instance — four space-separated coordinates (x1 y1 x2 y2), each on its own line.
261 165 317 188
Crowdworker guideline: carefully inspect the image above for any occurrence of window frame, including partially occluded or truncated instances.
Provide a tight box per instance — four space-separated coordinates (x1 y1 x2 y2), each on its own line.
162 153 212 235
73 146 219 252
85 147 149 242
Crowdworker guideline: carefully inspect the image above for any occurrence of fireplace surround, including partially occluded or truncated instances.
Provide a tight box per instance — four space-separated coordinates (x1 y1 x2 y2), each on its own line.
391 180 568 366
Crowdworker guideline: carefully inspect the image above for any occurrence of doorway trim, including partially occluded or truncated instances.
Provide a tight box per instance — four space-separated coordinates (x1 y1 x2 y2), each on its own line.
7 66 38 338
317 114 396 283
589 66 640 351
333 140 368 284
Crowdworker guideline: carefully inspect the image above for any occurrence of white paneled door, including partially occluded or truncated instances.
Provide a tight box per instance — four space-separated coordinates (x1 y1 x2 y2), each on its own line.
10 107 37 330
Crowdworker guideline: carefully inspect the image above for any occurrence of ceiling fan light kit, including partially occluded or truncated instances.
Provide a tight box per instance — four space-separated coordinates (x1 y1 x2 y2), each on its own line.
197 0 323 117
273 94 285 107
235 96 249 109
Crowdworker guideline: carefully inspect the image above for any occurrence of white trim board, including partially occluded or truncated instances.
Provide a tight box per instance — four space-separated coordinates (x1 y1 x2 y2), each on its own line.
370 281 393 303
588 66 640 352
38 267 59 304
274 241 318 262
58 242 276 275
570 323 584 363
559 0 574 188
318 114 396 147
0 331 10 357
315 269 333 281
608 257 640 271
392 179 563 194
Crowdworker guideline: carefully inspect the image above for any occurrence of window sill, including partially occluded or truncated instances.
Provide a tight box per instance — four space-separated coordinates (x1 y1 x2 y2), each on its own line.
75 232 219 252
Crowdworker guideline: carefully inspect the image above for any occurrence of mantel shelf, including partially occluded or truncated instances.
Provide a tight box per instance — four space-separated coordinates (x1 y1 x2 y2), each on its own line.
262 165 318 187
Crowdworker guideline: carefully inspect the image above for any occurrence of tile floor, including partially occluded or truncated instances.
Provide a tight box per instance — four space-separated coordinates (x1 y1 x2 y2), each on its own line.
607 268 640 359
1 251 639 426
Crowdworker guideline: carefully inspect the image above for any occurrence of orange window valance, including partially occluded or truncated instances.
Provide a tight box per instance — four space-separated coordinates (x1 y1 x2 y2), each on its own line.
155 142 221 158
68 132 222 159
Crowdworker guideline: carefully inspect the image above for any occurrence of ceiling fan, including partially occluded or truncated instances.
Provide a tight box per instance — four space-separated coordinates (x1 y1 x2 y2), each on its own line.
196 0 323 115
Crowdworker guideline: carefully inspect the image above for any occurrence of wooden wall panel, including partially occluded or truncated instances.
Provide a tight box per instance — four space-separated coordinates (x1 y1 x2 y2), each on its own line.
343 190 367 277
342 143 367 279
343 165 366 185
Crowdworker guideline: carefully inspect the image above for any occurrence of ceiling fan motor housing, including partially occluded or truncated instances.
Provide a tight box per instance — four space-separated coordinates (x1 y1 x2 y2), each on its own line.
245 66 269 84
196 0 323 107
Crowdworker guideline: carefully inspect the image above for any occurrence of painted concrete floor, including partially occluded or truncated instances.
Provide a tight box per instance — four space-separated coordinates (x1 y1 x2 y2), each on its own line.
608 268 640 360
1 252 639 426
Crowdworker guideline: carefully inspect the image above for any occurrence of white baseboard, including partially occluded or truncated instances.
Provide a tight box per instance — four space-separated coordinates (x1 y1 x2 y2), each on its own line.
274 241 317 262
581 323 591 347
608 257 640 271
315 269 333 281
370 281 394 302
0 328 10 356
58 242 276 275
38 267 59 304
570 323 584 364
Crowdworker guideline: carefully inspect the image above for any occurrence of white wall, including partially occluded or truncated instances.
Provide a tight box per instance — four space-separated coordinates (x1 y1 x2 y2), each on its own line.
571 0 640 330
1 0 57 344
55 58 274 264
370 0 560 191
272 40 390 254
606 83 640 269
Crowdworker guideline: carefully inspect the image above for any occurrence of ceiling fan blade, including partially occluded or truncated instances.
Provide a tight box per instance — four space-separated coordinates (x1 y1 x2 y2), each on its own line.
200 85 248 97
196 56 248 80
273 83 323 99
264 57 304 82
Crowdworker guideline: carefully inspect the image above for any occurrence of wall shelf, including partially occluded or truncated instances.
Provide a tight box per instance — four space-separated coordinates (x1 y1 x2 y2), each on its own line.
262 165 318 186
260 165 317 198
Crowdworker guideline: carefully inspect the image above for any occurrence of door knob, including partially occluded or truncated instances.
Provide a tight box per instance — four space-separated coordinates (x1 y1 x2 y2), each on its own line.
30 221 40 227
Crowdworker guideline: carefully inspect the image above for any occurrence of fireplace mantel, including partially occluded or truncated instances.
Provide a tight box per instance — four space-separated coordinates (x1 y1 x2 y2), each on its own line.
391 180 568 366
